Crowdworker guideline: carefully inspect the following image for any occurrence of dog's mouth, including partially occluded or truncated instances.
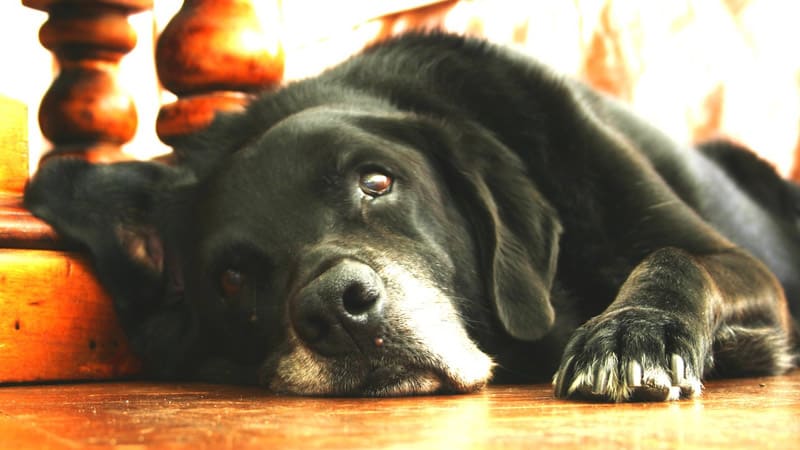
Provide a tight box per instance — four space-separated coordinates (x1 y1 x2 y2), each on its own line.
272 366 487 397
260 331 494 397
349 365 445 396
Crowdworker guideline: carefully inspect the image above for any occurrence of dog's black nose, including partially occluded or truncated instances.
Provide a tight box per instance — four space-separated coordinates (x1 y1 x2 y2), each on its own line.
290 260 384 356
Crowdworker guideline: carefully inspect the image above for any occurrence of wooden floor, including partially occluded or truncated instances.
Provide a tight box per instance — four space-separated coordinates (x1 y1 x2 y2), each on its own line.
0 371 798 449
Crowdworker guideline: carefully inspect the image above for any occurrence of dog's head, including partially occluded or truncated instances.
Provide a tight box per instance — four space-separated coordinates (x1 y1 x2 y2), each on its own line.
25 105 561 395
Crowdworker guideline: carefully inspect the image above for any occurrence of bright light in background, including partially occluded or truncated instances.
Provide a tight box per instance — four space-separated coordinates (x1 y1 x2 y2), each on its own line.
251 0 282 57
442 0 800 177
119 9 169 161
0 5 51 171
3 1 799 177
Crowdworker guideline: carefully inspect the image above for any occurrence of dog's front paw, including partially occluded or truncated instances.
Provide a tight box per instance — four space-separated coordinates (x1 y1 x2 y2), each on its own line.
553 307 706 402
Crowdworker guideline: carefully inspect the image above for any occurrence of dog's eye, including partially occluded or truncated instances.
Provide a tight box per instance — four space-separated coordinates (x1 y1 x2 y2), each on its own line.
359 172 393 197
220 269 245 298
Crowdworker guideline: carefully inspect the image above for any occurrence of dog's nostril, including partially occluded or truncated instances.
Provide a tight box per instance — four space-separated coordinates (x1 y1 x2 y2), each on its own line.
294 312 329 344
342 282 379 316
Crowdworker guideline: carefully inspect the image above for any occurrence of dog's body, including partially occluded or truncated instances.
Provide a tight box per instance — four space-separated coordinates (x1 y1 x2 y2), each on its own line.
25 33 799 401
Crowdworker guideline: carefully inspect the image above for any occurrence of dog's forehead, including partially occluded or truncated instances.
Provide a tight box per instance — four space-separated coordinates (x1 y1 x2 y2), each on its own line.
188 112 351 251
236 108 396 173
207 110 354 190
207 106 429 193
194 107 413 223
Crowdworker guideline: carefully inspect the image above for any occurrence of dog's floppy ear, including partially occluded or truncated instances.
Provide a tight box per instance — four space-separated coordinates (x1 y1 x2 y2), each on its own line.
24 158 200 376
357 114 562 341
429 123 562 341
470 163 561 341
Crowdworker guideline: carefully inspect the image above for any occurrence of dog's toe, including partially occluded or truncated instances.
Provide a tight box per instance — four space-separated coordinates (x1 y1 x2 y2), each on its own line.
627 356 701 401
668 354 703 398
553 307 708 402
554 354 702 402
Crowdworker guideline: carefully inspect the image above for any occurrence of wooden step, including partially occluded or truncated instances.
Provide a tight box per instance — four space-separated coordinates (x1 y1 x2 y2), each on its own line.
0 95 141 383
0 246 142 383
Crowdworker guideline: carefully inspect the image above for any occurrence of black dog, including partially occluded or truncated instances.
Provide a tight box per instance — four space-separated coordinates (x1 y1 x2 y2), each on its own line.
25 33 799 401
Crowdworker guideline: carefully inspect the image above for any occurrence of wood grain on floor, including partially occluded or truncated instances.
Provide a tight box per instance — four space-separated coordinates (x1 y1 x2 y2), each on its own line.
0 371 798 449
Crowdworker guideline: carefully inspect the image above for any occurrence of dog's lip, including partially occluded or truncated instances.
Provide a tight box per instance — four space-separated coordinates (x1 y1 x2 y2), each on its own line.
352 364 447 396
264 348 491 396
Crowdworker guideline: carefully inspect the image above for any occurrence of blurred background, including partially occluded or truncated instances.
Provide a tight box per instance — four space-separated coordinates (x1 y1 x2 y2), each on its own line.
3 0 799 178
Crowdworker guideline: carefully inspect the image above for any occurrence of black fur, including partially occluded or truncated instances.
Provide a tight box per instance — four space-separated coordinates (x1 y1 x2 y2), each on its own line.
25 33 799 400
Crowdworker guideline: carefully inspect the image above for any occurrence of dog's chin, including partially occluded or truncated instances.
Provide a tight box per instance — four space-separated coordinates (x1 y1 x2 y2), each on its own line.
353 365 491 396
358 369 445 396
260 337 494 397
267 363 486 397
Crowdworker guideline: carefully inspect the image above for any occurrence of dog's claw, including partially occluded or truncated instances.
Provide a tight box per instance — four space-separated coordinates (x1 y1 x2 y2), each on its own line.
670 353 685 385
592 361 609 394
554 353 703 402
627 360 642 387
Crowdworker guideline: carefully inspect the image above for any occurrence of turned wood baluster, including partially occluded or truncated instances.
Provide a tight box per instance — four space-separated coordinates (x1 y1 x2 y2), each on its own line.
22 0 152 164
791 136 800 182
155 0 284 155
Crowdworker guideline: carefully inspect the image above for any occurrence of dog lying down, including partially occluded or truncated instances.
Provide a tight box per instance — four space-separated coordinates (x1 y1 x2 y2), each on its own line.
25 32 799 401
